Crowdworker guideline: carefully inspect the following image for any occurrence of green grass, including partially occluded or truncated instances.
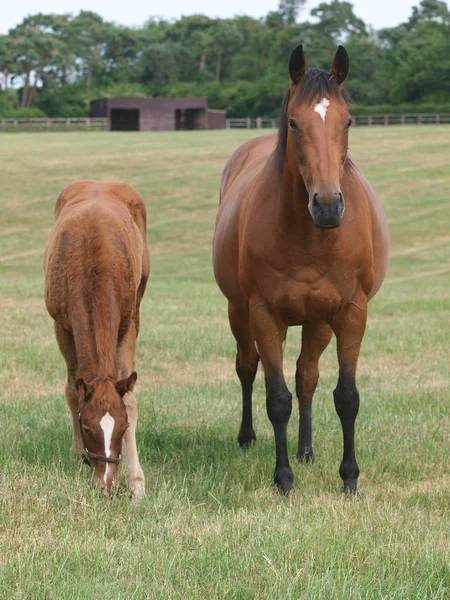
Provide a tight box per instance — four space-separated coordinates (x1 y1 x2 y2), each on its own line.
1 127 449 599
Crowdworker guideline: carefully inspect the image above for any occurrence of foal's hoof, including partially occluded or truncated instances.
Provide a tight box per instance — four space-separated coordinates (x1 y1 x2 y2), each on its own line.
297 446 315 464
342 480 358 495
274 466 294 495
238 427 256 448
130 479 146 501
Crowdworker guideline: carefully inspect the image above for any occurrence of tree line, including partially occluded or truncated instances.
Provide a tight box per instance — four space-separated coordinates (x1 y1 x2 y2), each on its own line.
0 0 449 119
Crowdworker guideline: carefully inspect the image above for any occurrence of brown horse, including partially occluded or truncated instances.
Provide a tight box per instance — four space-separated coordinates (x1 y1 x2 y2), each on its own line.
44 180 150 498
213 45 389 494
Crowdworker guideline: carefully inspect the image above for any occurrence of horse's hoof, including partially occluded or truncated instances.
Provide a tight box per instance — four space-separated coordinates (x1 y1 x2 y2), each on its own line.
274 467 294 495
297 447 315 464
238 428 256 448
130 480 146 500
343 480 358 495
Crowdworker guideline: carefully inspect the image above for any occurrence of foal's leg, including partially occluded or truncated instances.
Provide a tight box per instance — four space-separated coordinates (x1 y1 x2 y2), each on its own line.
54 321 81 454
296 324 333 463
117 323 145 499
332 294 368 494
228 302 260 447
250 297 292 494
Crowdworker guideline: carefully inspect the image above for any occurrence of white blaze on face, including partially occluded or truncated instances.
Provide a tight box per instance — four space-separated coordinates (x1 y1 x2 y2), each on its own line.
314 97 330 122
100 411 115 486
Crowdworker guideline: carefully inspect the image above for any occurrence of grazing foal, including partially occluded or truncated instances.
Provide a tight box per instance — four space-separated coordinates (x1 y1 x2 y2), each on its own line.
44 180 150 498
213 46 389 494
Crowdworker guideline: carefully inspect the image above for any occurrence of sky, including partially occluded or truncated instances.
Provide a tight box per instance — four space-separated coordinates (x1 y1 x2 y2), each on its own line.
1 0 433 34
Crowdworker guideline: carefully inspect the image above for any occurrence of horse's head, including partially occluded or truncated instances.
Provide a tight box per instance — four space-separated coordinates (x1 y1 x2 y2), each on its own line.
284 45 351 229
75 373 137 496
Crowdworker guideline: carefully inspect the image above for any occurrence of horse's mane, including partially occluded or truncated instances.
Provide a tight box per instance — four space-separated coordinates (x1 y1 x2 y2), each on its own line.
275 67 349 176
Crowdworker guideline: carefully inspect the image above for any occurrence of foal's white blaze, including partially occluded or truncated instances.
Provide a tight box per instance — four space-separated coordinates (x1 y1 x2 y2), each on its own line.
314 97 330 122
100 412 115 486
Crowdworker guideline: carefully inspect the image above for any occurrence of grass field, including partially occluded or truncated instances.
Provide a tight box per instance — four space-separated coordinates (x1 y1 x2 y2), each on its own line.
0 126 449 599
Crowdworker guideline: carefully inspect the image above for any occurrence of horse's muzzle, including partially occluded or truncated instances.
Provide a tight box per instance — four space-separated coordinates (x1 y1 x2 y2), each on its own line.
310 192 344 229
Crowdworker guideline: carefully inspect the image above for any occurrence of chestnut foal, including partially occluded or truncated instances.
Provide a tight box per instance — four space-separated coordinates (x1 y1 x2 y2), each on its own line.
44 180 149 498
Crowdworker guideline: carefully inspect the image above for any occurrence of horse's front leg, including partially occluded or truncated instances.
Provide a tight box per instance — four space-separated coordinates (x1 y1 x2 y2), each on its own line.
332 293 368 494
250 297 292 494
122 390 145 499
117 325 145 500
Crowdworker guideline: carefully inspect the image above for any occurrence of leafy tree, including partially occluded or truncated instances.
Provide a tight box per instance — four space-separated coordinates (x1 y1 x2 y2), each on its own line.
69 11 113 87
0 35 13 89
1 2 450 118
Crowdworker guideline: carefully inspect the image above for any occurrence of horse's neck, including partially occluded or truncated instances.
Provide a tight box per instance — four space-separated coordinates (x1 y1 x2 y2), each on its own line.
276 167 311 233
71 294 119 381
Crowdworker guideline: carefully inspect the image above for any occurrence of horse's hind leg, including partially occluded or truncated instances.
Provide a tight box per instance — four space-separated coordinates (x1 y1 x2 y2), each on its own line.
228 302 259 447
54 321 81 454
296 324 333 463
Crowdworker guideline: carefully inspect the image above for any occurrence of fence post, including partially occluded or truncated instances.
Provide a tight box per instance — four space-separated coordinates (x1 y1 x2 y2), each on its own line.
401 114 405 125
256 117 262 129
246 117 251 129
271 119 276 128
436 114 440 125
368 115 372 126
226 119 230 129
87 118 91 130
418 114 422 124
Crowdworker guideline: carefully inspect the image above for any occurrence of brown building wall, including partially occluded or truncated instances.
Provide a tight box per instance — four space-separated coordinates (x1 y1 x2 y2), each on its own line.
90 97 226 131
207 109 227 129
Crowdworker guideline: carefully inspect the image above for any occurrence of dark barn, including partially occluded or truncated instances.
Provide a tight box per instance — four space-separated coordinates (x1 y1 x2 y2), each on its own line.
90 97 226 131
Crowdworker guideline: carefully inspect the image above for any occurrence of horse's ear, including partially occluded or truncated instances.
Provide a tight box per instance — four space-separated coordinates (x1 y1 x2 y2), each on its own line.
75 378 91 401
289 44 307 84
330 45 349 85
116 371 137 397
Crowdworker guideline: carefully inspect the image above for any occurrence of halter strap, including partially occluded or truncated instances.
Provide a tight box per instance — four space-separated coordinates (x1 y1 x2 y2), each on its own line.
87 376 116 385
78 413 121 466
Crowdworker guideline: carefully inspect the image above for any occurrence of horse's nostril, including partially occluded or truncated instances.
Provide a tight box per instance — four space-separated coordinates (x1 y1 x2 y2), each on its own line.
312 193 319 207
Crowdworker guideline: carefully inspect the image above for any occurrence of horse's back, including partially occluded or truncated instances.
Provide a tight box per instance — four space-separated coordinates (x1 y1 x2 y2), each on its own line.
44 180 149 322
220 134 276 202
54 180 147 236
214 135 276 305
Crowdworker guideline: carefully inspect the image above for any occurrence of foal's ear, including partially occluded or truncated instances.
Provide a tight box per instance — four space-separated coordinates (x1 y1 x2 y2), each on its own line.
289 44 307 84
330 45 349 85
115 371 137 397
75 378 92 401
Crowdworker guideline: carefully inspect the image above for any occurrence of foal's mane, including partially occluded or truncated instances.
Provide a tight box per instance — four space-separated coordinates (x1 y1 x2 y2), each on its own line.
275 67 349 176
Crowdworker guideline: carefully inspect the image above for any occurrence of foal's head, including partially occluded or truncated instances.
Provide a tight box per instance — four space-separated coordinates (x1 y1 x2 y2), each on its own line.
75 373 137 496
280 45 352 229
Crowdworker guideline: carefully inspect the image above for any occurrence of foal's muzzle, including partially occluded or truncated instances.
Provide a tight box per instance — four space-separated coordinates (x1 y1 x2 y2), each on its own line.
310 192 344 229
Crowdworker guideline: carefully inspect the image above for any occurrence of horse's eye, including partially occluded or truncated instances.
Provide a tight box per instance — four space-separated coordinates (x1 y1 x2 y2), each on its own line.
346 118 353 129
288 118 298 131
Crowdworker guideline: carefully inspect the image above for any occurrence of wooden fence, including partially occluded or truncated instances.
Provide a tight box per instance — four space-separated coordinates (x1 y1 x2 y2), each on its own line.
226 113 450 129
0 117 108 131
2 114 449 132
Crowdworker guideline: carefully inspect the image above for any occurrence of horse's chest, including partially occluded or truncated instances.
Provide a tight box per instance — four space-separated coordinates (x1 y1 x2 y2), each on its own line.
261 267 349 326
